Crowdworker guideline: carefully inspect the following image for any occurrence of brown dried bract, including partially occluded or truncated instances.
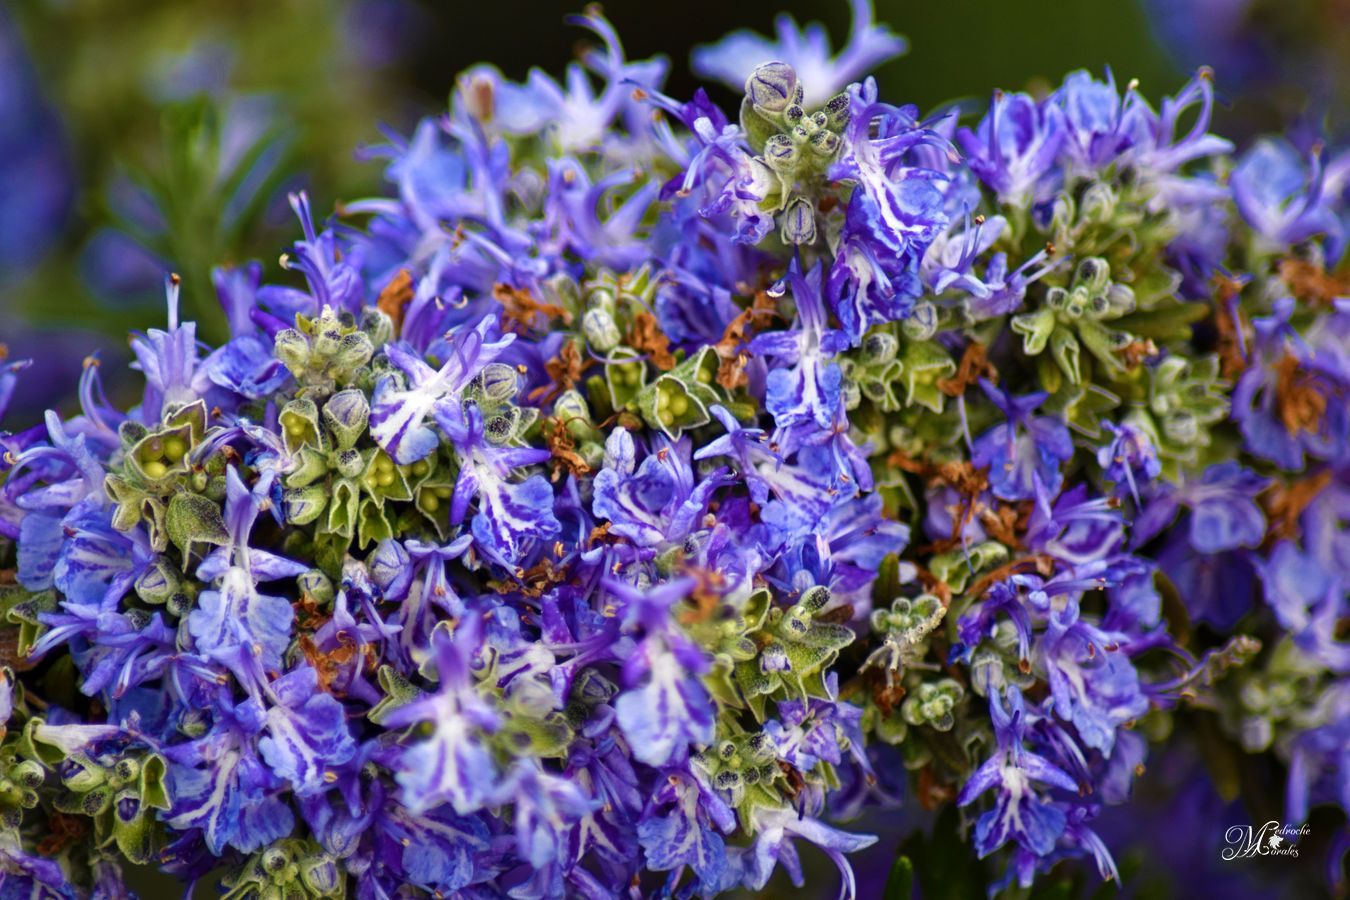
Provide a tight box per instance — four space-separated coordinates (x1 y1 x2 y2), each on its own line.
1212 273 1248 379
1279 258 1350 306
676 569 727 627
37 813 87 857
917 766 956 811
1273 354 1328 436
545 416 592 481
627 310 676 371
293 595 330 632
937 341 997 397
913 566 953 607
533 339 591 405
714 291 779 389
376 269 415 331
1115 337 1159 371
891 451 993 554
979 502 1032 551
299 634 356 695
866 666 907 714
1263 469 1333 544
965 554 1056 601
494 282 572 335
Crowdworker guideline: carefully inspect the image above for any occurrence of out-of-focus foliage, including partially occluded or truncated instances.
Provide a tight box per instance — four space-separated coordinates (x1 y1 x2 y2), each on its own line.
2 0 426 413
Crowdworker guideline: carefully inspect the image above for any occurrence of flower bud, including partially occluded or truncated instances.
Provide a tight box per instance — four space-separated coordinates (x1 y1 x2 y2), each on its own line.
297 570 334 605
322 389 370 449
1074 257 1110 292
273 328 310 375
135 559 180 606
900 302 939 341
369 538 412 600
582 308 622 352
336 332 374 371
475 363 520 405
824 92 851 130
284 485 328 526
300 854 342 895
763 134 798 173
745 61 798 114
781 196 816 245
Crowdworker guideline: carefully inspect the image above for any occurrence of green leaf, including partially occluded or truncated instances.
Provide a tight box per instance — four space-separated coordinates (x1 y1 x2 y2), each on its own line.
165 492 229 561
884 854 914 900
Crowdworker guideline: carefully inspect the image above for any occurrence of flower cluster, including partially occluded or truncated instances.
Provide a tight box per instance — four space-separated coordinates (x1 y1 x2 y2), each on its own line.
1 3 1347 896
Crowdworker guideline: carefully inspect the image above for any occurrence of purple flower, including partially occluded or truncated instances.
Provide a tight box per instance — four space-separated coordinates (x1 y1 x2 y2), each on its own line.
638 769 735 893
957 91 1065 205
1134 461 1268 554
971 379 1074 501
740 805 877 899
384 613 501 814
958 687 1077 858
1096 419 1162 502
1232 138 1345 260
443 405 559 567
164 689 295 855
1232 297 1350 469
691 0 906 108
258 666 357 796
592 428 727 551
1039 597 1149 755
1054 70 1144 175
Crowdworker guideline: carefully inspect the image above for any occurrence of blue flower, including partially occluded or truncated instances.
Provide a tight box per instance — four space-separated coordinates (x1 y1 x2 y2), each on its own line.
971 379 1074 501
1232 138 1345 260
1038 597 1149 755
957 91 1065 205
164 689 295 855
370 318 514 464
258 666 357 796
384 613 501 814
691 0 906 108
958 687 1077 858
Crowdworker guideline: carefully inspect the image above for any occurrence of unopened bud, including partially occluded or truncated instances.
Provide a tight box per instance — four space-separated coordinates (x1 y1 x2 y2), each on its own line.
745 61 799 114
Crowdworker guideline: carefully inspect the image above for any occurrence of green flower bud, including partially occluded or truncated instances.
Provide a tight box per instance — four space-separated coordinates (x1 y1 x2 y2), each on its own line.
781 196 816 245
297 570 334 605
284 485 329 526
273 328 310 375
582 308 622 352
135 559 180 605
299 853 342 896
325 448 358 479
764 134 798 173
807 128 839 157
476 363 521 406
900 302 939 342
322 389 370 449
862 331 899 364
745 61 799 114
823 92 851 129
